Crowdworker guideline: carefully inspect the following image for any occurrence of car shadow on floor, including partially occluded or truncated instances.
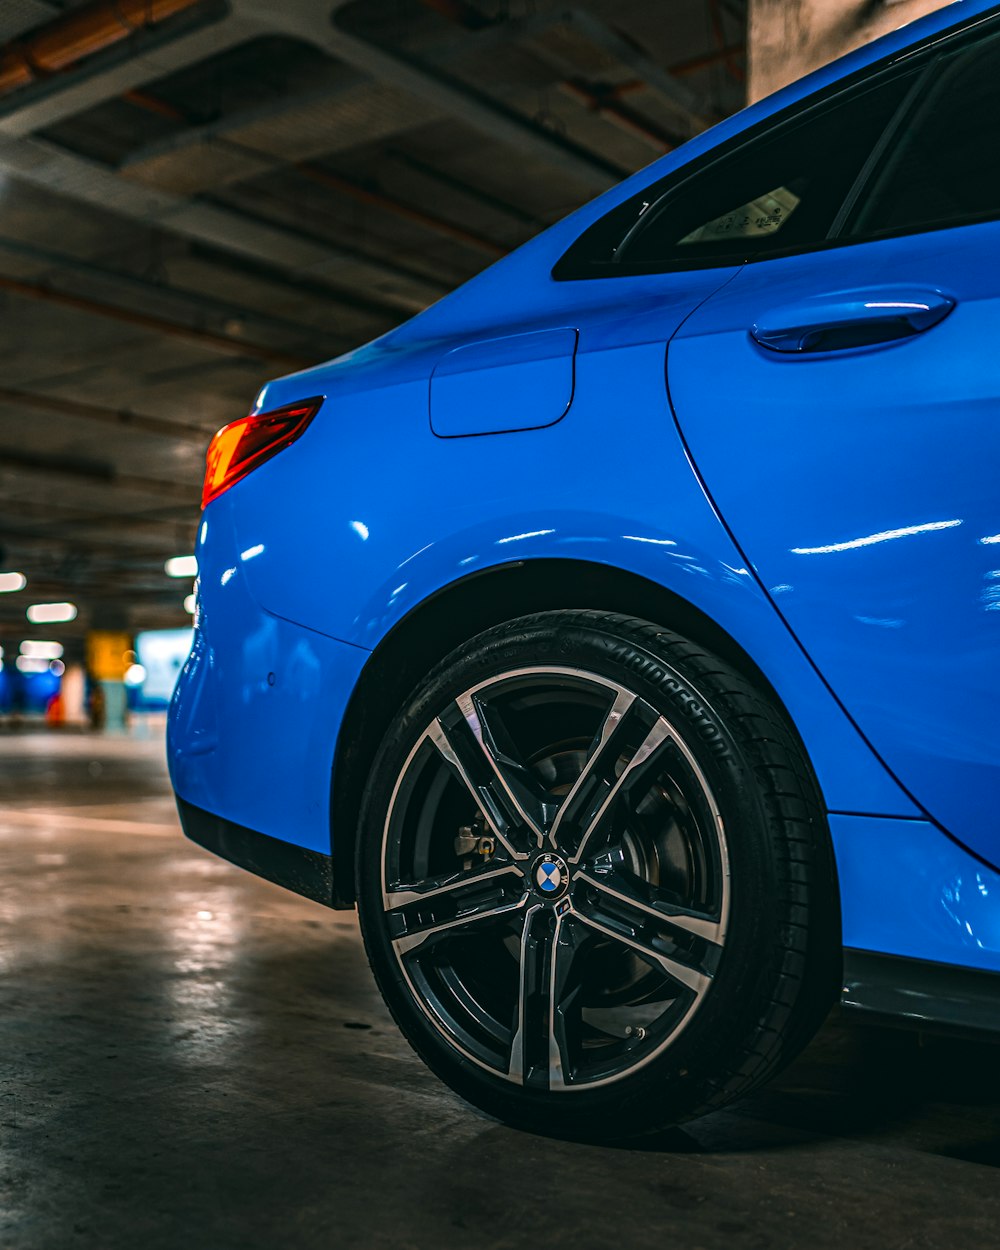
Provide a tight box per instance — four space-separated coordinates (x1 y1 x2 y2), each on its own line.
618 1010 1000 1162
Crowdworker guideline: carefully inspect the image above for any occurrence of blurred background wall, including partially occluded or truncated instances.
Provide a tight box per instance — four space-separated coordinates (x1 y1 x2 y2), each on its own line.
750 0 951 99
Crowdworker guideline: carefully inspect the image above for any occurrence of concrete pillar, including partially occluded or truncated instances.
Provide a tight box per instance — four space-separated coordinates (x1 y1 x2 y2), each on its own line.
99 680 128 733
749 0 951 102
85 627 133 734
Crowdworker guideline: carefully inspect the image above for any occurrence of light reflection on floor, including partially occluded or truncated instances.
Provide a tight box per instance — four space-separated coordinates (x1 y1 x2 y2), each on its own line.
0 726 998 1250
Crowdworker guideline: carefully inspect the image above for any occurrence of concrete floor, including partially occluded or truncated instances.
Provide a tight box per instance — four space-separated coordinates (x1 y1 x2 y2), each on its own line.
2 730 999 1250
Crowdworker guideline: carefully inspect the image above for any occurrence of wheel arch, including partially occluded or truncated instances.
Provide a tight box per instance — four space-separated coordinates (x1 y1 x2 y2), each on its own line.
329 556 826 908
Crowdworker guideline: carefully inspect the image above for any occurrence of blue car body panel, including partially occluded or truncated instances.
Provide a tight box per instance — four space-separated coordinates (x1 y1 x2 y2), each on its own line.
832 816 1000 973
669 219 1000 870
170 501 368 854
430 327 579 437
168 0 1000 987
227 322 918 824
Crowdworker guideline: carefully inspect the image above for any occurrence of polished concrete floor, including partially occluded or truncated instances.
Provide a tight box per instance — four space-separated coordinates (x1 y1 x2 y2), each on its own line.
2 727 999 1250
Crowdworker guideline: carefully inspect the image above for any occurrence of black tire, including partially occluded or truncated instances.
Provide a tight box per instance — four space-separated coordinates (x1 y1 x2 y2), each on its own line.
356 611 839 1138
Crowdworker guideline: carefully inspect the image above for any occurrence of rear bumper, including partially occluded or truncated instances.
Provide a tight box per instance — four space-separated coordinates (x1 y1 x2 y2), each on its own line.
176 796 334 907
167 496 369 858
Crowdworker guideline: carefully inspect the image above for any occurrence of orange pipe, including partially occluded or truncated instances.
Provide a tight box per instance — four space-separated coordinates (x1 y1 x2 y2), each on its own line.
0 0 204 98
0 273 313 370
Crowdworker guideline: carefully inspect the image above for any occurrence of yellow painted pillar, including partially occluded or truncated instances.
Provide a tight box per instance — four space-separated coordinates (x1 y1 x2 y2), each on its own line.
85 631 133 732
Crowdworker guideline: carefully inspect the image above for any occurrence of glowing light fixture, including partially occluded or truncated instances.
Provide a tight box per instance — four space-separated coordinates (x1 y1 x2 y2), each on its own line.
0 571 26 593
183 594 196 614
124 663 147 686
15 655 49 673
20 640 63 660
26 602 77 624
165 555 198 578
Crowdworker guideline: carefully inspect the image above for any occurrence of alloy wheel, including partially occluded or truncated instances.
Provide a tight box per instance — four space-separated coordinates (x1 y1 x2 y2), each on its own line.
380 666 730 1091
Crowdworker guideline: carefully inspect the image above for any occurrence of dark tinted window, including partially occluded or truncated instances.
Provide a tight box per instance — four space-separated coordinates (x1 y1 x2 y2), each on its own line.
555 70 917 278
850 34 1000 238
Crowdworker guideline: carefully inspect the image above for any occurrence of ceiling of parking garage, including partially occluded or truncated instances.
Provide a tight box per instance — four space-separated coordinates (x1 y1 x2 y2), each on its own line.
0 0 747 643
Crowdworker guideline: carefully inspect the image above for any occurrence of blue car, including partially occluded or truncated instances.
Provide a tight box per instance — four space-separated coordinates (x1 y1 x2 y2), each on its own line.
169 0 1000 1136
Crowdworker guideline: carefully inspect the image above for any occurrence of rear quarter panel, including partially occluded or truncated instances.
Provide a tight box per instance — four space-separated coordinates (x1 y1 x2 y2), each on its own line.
224 334 917 821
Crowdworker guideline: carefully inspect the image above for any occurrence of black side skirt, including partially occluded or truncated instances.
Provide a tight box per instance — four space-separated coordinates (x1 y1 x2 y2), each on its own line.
842 949 1000 1040
176 796 335 909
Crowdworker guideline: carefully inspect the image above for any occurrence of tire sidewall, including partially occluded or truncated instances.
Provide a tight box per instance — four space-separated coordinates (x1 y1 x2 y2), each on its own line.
357 614 799 1136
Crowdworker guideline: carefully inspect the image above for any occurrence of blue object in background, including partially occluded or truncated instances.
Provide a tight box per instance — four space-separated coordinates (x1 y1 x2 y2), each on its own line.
170 0 1000 1000
0 665 61 715
134 629 195 710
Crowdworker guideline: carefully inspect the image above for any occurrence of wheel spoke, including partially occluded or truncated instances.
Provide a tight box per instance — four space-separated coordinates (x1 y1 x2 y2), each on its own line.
382 662 732 1091
571 874 719 996
456 692 552 847
426 719 527 860
386 862 521 910
547 688 635 853
574 868 726 946
429 692 551 856
547 912 583 1089
508 904 546 1085
568 715 676 865
387 863 527 956
509 905 579 1088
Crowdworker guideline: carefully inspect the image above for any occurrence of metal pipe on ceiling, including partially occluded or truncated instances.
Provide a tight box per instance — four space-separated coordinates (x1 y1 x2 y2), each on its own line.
0 235 354 355
0 386 209 445
669 44 747 77
0 0 206 98
0 495 197 537
288 162 508 260
0 449 197 501
385 149 546 230
0 0 620 316
415 1 713 140
707 0 746 83
559 80 675 152
119 75 510 260
0 132 438 313
0 0 620 192
0 273 315 371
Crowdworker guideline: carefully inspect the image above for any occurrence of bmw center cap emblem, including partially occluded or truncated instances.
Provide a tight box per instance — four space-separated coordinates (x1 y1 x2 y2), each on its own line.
533 854 569 899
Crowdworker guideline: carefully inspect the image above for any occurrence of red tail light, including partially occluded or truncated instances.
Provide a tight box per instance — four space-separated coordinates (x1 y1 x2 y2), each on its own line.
202 397 323 510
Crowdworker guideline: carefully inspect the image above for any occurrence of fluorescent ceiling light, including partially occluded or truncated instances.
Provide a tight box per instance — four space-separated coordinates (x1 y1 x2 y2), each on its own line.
16 655 49 673
26 602 77 624
20 640 63 660
165 555 198 578
0 571 26 593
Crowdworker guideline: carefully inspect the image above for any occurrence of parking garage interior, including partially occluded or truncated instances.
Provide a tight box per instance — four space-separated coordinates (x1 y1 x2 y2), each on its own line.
1 1 999 1247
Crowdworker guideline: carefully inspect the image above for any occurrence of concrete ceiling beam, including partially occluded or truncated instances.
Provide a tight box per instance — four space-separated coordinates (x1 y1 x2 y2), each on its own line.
0 132 442 311
0 3 259 138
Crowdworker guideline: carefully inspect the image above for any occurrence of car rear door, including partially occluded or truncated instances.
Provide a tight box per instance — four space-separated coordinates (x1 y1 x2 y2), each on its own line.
666 22 1000 867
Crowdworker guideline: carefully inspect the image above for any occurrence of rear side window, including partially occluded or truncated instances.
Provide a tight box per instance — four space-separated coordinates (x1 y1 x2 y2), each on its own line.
555 70 918 279
849 33 1000 239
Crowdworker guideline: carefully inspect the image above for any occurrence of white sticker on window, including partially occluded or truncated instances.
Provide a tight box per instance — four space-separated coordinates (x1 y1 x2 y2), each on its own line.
679 185 802 245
